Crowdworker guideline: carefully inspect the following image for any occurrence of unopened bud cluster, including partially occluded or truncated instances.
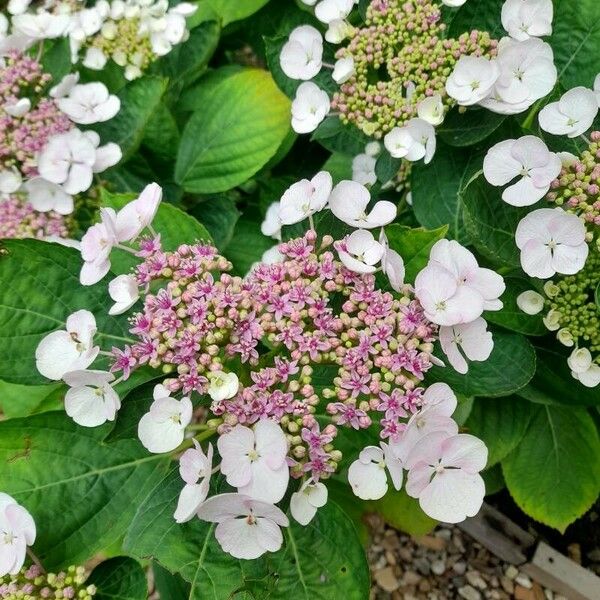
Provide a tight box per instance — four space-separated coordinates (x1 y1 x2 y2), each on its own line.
542 247 600 359
112 231 438 480
547 131 600 227
0 564 95 600
331 0 497 138
0 196 70 240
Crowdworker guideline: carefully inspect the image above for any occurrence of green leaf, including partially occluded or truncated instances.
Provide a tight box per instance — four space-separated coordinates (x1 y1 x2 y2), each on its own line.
0 239 134 385
519 346 600 407
101 190 213 274
311 117 371 156
428 330 536 397
0 412 168 568
465 396 533 468
224 216 275 275
322 152 354 183
141 102 180 162
153 20 220 86
550 0 600 89
482 464 505 495
375 151 402 184
447 0 505 38
152 562 191 600
595 281 600 309
88 557 148 600
124 469 370 599
188 196 241 251
107 382 155 442
175 68 291 193
95 77 168 161
461 174 530 268
411 142 478 243
438 108 505 147
485 277 547 336
372 489 436 536
502 405 600 532
190 0 269 27
384 223 448 282
41 38 72 82
0 379 61 418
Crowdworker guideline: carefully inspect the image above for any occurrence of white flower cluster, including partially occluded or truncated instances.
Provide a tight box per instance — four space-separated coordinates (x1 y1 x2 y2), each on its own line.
2 0 196 80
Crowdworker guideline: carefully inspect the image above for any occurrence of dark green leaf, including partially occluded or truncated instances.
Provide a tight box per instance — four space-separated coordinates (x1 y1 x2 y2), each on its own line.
224 216 275 275
384 223 448 282
41 38 72 82
447 0 505 38
311 117 371 156
142 102 180 162
152 562 191 600
0 379 61 418
175 69 291 193
375 151 402 184
438 108 505 147
88 557 148 600
95 77 168 160
485 277 547 336
372 489 436 536
428 330 536 397
465 396 533 467
0 412 168 568
188 196 241 251
502 405 600 532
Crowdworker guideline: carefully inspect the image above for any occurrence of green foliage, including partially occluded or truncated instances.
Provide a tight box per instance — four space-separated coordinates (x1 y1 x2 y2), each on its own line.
88 557 148 600
0 412 168 568
485 277 548 336
95 77 168 161
466 397 533 467
385 223 448 281
372 489 437 537
0 240 132 385
190 0 270 27
438 109 506 148
0 379 61 418
428 331 536 397
175 68 291 193
502 405 600 532
124 470 370 599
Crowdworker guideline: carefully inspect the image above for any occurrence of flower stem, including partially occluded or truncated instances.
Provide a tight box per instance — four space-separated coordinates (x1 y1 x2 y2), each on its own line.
27 548 45 573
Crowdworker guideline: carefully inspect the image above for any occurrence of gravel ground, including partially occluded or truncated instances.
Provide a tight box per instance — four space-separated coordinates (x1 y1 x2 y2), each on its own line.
367 514 570 600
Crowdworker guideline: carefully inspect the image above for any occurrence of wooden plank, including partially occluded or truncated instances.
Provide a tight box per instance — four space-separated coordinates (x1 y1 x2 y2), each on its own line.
458 503 536 565
523 542 600 600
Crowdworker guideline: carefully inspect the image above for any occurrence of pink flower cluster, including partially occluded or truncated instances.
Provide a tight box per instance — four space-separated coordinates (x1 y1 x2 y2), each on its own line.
547 131 600 227
0 51 72 176
112 230 438 480
0 196 69 239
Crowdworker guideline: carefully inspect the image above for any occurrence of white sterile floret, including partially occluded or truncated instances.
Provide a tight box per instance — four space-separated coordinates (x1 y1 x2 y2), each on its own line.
207 371 239 403
4 98 30 117
174 441 213 523
325 18 354 44
515 208 589 279
197 493 289 560
516 290 545 314
445 55 499 106
439 318 494 374
114 182 162 242
279 171 332 225
83 47 108 70
0 493 36 577
329 180 396 228
480 37 556 114
538 87 599 138
379 230 405 291
501 0 553 41
352 153 377 186
290 480 328 525
138 385 193 453
417 94 445 126
12 11 70 39
483 136 562 206
383 118 436 163
332 56 355 84
35 310 99 380
108 274 140 315
348 443 403 500
49 73 80 99
0 168 22 196
63 369 121 427
336 229 385 274
57 82 120 124
315 0 354 24
291 81 330 133
261 202 282 240
218 420 289 503
279 25 323 80
441 0 467 6
567 348 600 388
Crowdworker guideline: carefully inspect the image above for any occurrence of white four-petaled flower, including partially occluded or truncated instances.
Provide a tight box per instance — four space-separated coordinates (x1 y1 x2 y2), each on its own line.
174 441 213 523
218 420 289 503
57 82 120 125
35 310 99 380
501 0 553 41
0 493 36 577
348 443 403 500
538 87 599 138
290 480 328 525
279 171 332 225
280 25 323 80
336 229 385 274
291 81 330 134
483 136 562 206
329 180 396 228
108 274 140 315
439 318 494 374
446 56 499 106
383 118 436 164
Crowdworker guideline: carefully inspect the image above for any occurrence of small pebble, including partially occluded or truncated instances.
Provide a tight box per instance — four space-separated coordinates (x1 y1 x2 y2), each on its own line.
515 574 533 589
465 571 487 590
431 559 446 575
374 566 399 593
505 565 519 580
458 584 482 600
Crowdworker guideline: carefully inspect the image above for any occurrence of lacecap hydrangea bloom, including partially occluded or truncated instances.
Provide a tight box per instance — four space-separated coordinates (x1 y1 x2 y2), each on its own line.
0 46 121 242
3 0 197 80
484 81 600 387
280 0 556 168
35 176 504 559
